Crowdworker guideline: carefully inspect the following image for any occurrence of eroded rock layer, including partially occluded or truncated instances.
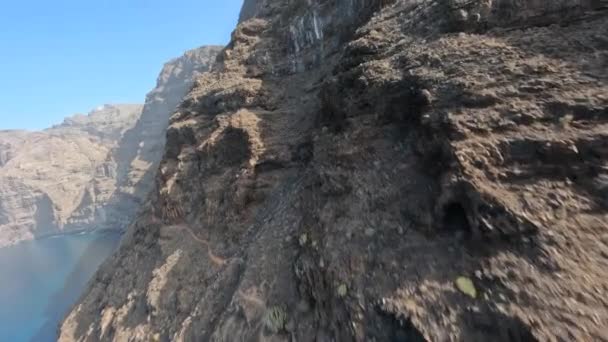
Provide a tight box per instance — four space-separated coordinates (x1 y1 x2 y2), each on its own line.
61 1 607 341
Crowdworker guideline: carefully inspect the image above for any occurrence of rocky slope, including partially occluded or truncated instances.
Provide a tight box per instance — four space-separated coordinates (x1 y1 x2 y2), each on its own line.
0 46 221 248
61 0 607 341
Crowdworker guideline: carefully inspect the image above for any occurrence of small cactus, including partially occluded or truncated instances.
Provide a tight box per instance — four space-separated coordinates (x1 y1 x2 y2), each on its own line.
299 233 308 246
559 114 574 128
263 306 287 334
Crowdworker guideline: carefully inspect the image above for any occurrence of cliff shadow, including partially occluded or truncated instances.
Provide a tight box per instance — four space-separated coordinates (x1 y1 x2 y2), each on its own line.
30 232 122 342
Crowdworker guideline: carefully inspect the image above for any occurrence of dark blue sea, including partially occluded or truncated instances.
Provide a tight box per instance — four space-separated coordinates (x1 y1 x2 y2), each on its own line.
0 231 121 341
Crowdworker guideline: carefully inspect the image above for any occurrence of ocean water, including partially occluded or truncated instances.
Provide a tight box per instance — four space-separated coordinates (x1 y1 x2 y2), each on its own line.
0 231 122 342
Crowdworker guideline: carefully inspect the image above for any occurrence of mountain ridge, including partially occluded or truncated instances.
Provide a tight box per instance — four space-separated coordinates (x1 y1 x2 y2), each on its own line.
0 46 222 248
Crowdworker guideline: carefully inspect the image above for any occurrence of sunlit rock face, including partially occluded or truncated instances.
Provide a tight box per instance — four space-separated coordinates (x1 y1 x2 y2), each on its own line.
0 46 221 248
0 105 142 247
61 1 607 341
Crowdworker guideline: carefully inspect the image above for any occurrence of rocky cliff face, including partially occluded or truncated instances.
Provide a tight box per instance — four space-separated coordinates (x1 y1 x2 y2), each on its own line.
0 105 142 247
0 46 221 248
61 1 607 341
67 46 223 236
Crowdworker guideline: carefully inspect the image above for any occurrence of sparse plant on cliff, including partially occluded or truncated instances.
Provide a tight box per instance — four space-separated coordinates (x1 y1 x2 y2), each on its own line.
456 276 477 299
559 114 574 128
263 306 287 334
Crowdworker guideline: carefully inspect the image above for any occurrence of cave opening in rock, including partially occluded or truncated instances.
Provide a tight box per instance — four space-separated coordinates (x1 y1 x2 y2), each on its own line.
366 309 427 342
442 202 472 235
464 308 539 342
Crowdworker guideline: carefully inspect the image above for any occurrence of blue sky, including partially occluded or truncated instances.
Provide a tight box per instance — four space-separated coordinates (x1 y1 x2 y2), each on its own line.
0 0 243 130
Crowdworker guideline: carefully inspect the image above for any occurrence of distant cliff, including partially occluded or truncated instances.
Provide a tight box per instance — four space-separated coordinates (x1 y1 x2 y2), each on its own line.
0 46 221 248
0 104 142 247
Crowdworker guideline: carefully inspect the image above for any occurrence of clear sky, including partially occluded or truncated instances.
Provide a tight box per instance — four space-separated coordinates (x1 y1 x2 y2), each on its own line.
0 0 243 130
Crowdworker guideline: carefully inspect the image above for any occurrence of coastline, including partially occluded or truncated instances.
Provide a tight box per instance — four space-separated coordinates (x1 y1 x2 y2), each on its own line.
0 228 125 250
0 225 124 341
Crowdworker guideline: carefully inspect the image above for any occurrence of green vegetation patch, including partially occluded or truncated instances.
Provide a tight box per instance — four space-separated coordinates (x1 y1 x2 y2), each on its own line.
263 306 287 334
455 276 477 299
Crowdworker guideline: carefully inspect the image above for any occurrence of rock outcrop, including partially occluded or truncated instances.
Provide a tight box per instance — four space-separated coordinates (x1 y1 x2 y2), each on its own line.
61 1 607 341
0 46 221 248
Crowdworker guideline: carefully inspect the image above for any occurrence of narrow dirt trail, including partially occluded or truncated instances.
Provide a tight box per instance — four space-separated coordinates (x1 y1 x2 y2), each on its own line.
167 223 230 267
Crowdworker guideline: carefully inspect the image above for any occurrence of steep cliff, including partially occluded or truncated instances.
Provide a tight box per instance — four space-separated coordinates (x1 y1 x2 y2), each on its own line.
61 1 607 341
0 104 142 247
67 46 223 235
0 46 221 248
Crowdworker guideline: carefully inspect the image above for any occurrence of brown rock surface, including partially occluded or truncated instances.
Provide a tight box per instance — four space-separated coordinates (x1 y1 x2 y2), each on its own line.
61 1 608 341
